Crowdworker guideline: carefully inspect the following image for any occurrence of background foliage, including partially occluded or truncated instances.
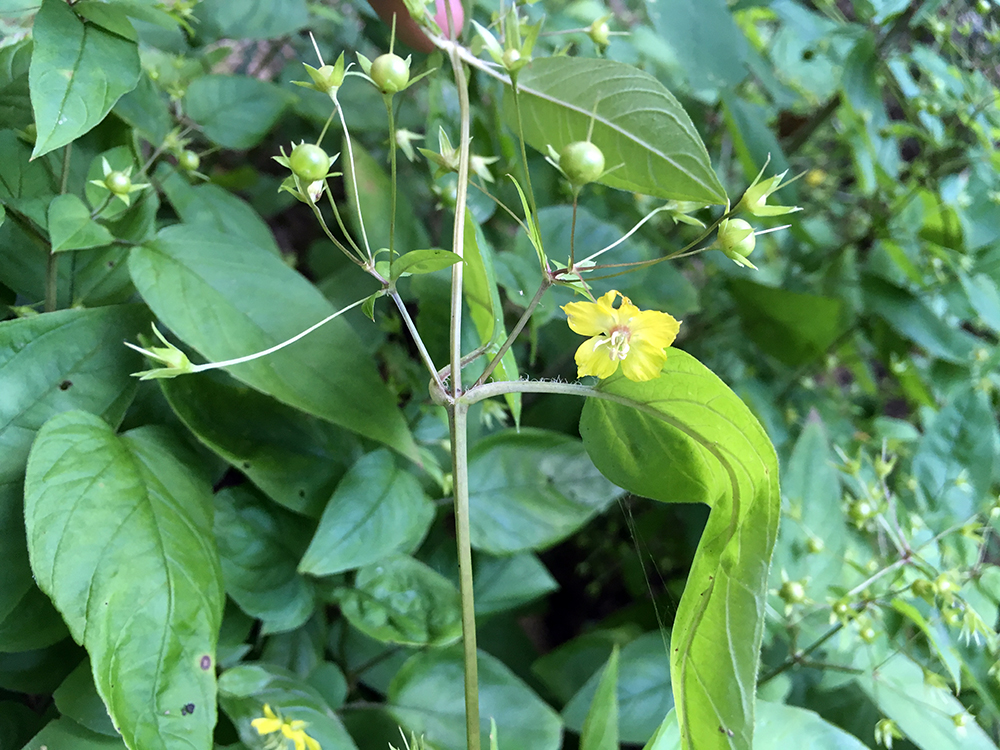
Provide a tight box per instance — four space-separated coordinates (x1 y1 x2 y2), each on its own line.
2 1 1000 750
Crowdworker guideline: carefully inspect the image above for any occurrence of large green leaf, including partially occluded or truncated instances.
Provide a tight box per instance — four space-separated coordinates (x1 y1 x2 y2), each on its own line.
195 0 309 41
646 0 748 89
29 0 140 158
129 224 418 461
335 555 462 647
508 58 726 204
389 648 563 750
579 350 780 750
467 429 622 555
183 75 288 150
24 412 224 750
218 663 358 750
214 485 317 634
298 450 434 576
160 370 362 517
579 645 619 750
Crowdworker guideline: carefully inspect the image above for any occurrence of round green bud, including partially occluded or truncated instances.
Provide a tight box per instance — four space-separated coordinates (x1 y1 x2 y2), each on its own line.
589 20 611 47
371 53 409 94
806 537 825 554
502 48 521 70
178 150 200 172
104 171 132 195
911 578 935 601
859 625 878 643
778 580 807 605
560 141 605 186
288 143 330 183
719 218 756 259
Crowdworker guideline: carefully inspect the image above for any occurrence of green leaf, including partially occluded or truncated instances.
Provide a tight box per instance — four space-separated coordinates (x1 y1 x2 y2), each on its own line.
342 138 431 254
729 279 849 367
463 211 521 425
47 194 114 252
29 0 140 158
564 633 671 744
467 429 622 555
53 660 117 736
336 555 462 647
508 58 726 204
184 75 288 149
646 0 748 89
24 412 224 750
195 0 309 41
22 717 126 750
0 39 33 132
579 349 779 750
771 415 846 595
298 450 434 576
0 128 57 228
391 248 463 280
218 663 359 750
129 224 418 461
160 370 362 517
856 653 998 750
579 645 619 750
214 485 317 634
389 648 563 750
112 71 171 144
474 553 557 617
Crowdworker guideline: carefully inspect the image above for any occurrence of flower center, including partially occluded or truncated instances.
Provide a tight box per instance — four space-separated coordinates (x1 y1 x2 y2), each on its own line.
597 328 631 360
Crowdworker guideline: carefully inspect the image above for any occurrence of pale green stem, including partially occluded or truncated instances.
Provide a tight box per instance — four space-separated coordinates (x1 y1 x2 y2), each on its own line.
569 195 578 266
335 96 373 261
579 206 672 264
309 199 366 266
389 289 444 390
474 280 549 388
46 143 73 312
385 98 398 258
448 50 472 399
449 401 480 750
317 109 336 145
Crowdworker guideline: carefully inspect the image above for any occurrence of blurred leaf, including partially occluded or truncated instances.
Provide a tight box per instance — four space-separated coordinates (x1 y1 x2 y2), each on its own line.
215 485 317 634
389 647 562 750
646 0 748 89
0 40 32 132
564 633 671 745
474 553 558 617
22 717 126 750
467 429 622 555
130 225 419 461
579 645 619 750
195 0 309 41
336 555 462 647
580 350 779 750
25 412 223 750
509 58 727 204
29 0 140 158
298 450 434 576
184 75 288 149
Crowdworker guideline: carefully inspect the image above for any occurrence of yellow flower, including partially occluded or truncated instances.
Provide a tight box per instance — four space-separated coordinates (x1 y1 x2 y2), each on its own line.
252 704 321 750
562 290 680 382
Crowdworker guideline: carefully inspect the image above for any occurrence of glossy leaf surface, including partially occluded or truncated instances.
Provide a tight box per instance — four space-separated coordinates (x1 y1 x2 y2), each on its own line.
580 350 779 750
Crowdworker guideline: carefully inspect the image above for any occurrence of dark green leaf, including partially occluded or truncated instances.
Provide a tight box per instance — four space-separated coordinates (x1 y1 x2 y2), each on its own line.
47 194 114 252
389 648 562 750
25 412 224 750
474 553 557 617
215 485 317 634
29 0 140 158
509 58 726 204
160 370 362 517
580 350 779 750
391 248 463 280
579 645 619 750
218 662 358 750
0 40 33 132
22 717 126 750
467 429 622 555
53 660 117 736
336 555 462 647
130 225 419 461
112 71 171 143
298 450 434 576
184 75 288 149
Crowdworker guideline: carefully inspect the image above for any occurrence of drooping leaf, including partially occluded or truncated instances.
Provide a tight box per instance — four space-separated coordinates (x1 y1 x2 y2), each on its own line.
298 450 434 576
467 429 622 555
47 194 114 252
184 75 288 150
129 224 419 461
579 349 780 750
29 0 140 158
24 412 224 750
508 58 726 204
579 645 619 750
218 662 358 750
335 555 462 647
214 485 317 634
389 648 563 750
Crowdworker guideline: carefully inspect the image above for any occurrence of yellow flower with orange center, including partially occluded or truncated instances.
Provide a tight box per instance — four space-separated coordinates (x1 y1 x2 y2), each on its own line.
251 704 321 750
562 290 680 382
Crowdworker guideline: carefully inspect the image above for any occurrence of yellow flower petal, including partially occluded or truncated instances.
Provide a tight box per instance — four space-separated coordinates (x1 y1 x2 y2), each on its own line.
574 336 620 379
629 309 680 349
304 733 322 750
620 339 668 381
282 725 307 750
562 290 620 337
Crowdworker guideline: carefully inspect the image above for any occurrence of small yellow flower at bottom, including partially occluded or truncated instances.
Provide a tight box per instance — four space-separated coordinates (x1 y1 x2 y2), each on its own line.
562 290 680 382
252 704 321 750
